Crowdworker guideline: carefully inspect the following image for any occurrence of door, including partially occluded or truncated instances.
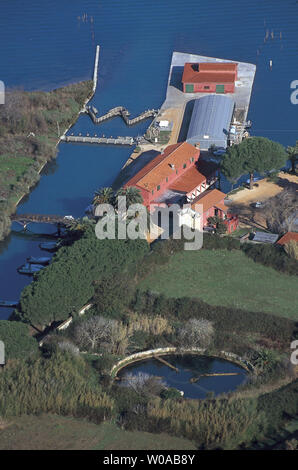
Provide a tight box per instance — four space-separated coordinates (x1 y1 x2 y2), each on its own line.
185 84 194 93
216 84 225 93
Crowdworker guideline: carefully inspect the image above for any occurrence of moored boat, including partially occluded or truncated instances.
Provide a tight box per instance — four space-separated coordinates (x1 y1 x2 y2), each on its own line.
0 300 19 308
27 256 51 265
17 263 45 275
39 241 60 251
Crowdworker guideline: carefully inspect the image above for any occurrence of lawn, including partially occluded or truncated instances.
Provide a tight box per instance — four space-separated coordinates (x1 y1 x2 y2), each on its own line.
0 415 196 450
139 249 298 319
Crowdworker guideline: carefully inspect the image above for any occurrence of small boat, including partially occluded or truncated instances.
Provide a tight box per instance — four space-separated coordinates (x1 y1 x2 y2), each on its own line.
92 106 98 114
39 241 60 251
18 263 45 275
0 300 19 308
27 256 51 265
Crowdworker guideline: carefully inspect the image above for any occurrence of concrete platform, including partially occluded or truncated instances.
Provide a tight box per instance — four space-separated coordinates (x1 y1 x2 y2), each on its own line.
155 51 256 145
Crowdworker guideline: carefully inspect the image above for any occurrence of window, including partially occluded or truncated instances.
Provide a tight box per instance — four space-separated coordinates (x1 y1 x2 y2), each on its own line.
166 177 168 183
204 86 210 90
176 170 178 175
157 185 160 191
192 157 194 162
152 190 154 195
183 163 187 169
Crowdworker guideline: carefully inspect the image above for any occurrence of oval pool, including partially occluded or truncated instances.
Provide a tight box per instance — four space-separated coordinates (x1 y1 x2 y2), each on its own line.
118 354 248 399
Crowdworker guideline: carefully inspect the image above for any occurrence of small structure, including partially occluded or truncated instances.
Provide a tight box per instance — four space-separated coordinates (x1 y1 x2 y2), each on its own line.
190 188 238 233
182 62 238 94
276 232 298 246
252 231 279 244
186 95 235 150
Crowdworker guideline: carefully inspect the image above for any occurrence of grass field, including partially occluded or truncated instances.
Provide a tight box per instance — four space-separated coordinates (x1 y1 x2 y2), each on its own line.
0 415 196 450
139 249 298 319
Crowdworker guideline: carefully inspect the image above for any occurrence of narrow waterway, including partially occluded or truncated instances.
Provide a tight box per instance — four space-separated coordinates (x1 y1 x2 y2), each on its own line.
0 0 297 319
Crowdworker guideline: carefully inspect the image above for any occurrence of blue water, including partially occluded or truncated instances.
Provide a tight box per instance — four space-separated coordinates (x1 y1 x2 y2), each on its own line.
118 355 247 399
0 0 297 318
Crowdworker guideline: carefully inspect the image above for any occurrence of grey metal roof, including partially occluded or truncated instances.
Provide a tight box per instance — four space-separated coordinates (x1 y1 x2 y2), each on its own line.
186 95 235 150
252 231 279 244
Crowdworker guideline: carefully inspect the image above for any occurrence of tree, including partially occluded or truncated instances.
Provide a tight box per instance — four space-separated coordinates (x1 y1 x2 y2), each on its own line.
221 137 287 189
177 318 214 349
93 186 114 206
207 215 227 234
286 141 298 174
262 189 297 233
115 186 143 209
0 321 38 361
74 316 116 351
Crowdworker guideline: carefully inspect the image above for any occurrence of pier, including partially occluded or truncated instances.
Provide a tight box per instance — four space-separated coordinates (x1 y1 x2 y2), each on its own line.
61 134 136 146
154 355 179 372
92 45 100 93
85 105 159 126
190 372 241 383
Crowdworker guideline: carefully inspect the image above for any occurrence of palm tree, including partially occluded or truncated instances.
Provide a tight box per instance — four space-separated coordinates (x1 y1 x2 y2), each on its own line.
287 142 298 174
92 186 114 206
115 186 143 209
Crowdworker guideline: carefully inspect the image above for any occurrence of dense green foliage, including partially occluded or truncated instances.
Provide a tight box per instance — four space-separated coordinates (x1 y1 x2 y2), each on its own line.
0 352 114 422
0 321 38 360
132 290 295 350
242 243 298 276
17 229 149 327
221 136 287 188
0 81 93 240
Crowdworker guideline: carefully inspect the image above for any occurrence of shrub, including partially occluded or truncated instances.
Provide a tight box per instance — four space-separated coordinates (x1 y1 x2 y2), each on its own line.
0 321 38 360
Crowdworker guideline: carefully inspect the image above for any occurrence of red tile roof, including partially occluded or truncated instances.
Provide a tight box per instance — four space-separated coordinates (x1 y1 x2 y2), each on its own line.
276 232 298 245
169 166 206 193
182 63 237 84
169 160 218 193
198 62 237 72
125 142 199 192
191 188 226 213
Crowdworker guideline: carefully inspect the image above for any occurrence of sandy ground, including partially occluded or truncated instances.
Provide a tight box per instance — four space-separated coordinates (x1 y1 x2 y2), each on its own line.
227 172 298 230
228 172 298 205
157 106 185 145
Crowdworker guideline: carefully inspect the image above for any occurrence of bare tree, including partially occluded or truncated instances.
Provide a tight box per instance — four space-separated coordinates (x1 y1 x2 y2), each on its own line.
178 318 214 349
58 340 80 356
74 316 116 350
120 372 166 396
263 189 298 234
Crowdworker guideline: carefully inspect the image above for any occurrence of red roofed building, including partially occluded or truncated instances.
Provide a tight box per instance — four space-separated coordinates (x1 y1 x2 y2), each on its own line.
190 188 239 233
276 232 298 246
182 62 238 94
124 142 219 209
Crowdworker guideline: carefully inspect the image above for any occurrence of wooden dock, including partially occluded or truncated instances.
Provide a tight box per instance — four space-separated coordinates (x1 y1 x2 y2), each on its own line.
92 45 100 93
190 372 240 383
61 134 136 146
85 105 159 126
154 355 179 372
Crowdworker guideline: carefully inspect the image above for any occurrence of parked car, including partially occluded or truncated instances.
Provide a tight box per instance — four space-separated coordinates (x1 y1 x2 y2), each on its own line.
251 201 263 209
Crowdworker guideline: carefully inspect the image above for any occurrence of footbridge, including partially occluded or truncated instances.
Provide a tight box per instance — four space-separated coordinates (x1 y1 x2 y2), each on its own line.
85 105 159 126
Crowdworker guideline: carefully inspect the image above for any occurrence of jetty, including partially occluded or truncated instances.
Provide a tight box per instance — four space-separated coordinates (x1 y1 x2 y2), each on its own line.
190 372 241 383
147 51 256 147
85 105 159 126
61 134 136 146
92 45 100 93
154 355 179 372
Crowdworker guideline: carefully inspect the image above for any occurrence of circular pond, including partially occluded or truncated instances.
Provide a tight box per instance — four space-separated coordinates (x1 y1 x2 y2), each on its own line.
118 354 248 399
